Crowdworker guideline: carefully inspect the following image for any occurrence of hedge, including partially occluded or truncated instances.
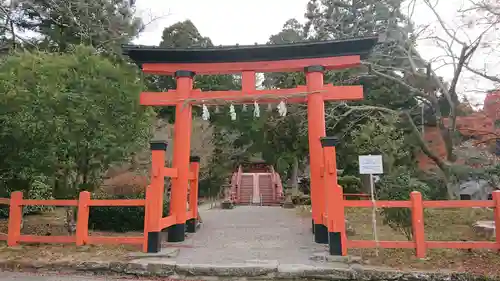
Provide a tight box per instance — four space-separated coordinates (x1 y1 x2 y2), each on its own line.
88 192 170 232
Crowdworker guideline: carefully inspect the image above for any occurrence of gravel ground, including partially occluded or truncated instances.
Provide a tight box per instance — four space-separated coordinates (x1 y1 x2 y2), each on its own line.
173 206 326 264
0 206 328 280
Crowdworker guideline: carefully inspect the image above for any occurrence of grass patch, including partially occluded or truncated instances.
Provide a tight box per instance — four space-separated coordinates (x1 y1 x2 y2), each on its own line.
0 208 141 263
0 242 138 263
297 205 500 276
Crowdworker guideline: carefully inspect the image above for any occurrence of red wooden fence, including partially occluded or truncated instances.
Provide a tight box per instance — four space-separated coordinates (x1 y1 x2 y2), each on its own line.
0 191 178 249
1 190 499 258
343 190 500 258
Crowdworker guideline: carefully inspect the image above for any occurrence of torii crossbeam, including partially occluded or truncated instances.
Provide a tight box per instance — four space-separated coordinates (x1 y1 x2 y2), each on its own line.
140 85 363 106
123 36 379 254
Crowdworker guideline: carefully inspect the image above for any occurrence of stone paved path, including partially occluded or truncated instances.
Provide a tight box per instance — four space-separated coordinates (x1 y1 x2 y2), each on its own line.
0 206 357 280
172 206 327 264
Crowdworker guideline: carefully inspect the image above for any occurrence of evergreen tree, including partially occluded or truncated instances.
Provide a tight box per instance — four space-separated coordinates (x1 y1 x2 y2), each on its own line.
18 0 143 54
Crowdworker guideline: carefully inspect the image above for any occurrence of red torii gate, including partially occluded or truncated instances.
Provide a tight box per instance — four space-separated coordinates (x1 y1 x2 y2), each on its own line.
123 37 378 254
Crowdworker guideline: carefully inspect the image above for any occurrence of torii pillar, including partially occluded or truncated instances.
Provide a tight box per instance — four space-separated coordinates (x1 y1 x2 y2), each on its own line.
305 65 328 243
168 70 195 242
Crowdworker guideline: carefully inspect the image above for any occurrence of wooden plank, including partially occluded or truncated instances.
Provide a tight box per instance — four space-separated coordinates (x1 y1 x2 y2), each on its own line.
140 85 363 106
19 235 75 243
426 241 499 249
89 199 145 207
87 236 143 245
163 167 178 178
347 240 415 249
141 56 361 75
21 199 78 206
161 215 176 229
423 200 495 208
343 200 411 208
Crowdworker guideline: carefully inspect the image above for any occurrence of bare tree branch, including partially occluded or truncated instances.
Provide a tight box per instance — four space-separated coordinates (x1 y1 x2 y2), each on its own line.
325 103 450 173
464 65 500 83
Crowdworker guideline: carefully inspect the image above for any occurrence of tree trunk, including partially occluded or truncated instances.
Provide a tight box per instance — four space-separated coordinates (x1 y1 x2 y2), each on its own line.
446 181 456 199
442 170 457 199
65 206 76 234
360 174 371 194
291 157 299 191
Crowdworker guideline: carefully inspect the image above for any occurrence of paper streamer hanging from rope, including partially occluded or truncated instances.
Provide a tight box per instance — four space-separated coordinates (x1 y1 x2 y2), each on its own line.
254 101 260 118
202 104 210 121
277 101 287 117
229 104 236 120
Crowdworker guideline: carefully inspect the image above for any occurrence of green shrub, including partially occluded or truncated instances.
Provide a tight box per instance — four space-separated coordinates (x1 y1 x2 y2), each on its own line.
0 204 7 218
338 175 362 194
291 194 311 205
88 192 170 232
0 181 9 217
414 170 448 200
25 175 55 215
0 175 54 218
377 168 430 240
298 177 310 195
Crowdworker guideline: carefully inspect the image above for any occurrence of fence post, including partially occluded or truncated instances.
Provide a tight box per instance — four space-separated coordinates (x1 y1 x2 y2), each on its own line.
187 156 200 233
143 185 151 253
410 191 426 258
493 191 500 249
320 137 346 255
147 140 167 252
7 191 23 247
338 186 347 256
76 191 90 246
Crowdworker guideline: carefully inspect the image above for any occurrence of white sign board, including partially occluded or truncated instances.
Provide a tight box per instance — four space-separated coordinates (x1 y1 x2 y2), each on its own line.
359 155 383 175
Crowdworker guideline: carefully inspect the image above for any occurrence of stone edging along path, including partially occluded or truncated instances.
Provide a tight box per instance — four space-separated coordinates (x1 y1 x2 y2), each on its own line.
0 259 497 281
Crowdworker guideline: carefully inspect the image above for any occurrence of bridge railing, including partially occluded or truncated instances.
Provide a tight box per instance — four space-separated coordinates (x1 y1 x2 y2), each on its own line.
235 165 242 203
230 172 237 201
269 166 278 202
275 173 284 202
342 190 500 258
227 166 242 203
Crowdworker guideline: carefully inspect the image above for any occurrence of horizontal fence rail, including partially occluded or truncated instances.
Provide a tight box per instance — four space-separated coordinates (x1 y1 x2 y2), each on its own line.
343 191 500 258
343 193 370 200
0 191 166 248
2 190 499 258
0 152 200 253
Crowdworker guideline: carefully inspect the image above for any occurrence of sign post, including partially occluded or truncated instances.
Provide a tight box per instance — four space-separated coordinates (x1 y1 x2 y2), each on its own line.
358 155 383 256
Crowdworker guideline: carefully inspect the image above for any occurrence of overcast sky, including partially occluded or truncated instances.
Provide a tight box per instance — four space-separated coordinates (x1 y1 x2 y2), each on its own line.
134 0 308 46
133 0 497 105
